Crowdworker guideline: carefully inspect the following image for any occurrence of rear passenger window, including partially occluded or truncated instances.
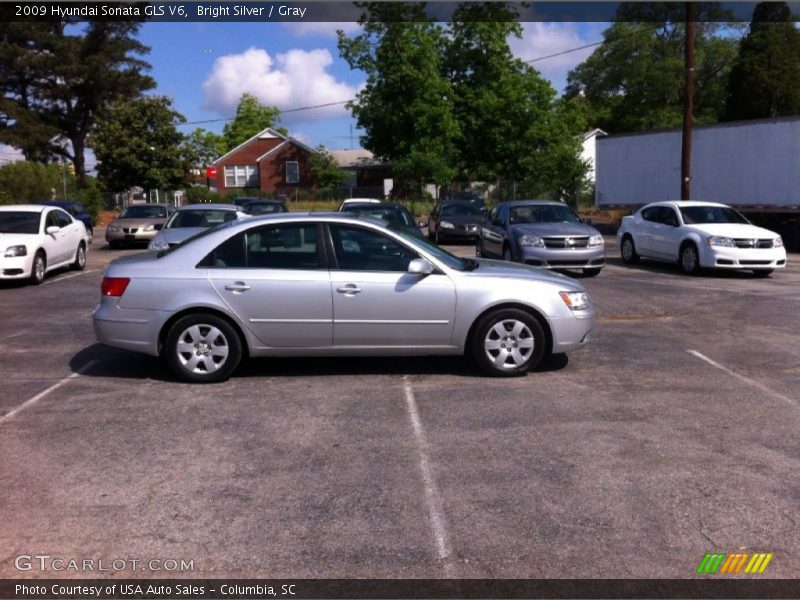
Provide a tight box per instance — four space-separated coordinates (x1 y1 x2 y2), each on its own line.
201 224 320 269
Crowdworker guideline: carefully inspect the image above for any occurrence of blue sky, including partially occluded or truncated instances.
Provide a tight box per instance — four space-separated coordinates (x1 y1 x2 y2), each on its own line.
0 20 608 167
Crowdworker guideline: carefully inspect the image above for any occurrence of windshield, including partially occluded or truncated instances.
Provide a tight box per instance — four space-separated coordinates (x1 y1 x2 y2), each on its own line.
510 204 580 224
157 219 239 258
0 211 40 234
441 203 482 217
388 224 471 271
345 205 416 229
246 203 285 215
167 209 239 229
679 205 750 225
121 205 167 219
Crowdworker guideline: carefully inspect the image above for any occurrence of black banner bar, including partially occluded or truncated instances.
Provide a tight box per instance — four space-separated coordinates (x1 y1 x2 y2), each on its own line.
3 579 800 600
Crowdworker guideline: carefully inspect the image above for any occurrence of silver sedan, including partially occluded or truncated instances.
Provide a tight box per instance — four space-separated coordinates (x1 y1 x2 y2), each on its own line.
93 213 595 382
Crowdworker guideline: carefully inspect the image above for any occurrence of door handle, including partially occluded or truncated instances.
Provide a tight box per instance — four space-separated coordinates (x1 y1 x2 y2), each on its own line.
336 284 362 295
225 282 250 293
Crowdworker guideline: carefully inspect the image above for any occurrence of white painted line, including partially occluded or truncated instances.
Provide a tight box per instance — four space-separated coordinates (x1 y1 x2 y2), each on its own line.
1 331 26 340
402 375 455 576
686 350 797 408
0 360 99 425
42 269 98 285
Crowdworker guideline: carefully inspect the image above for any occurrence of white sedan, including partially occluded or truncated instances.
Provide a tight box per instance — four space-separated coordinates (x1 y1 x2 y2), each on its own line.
0 204 90 285
617 201 786 276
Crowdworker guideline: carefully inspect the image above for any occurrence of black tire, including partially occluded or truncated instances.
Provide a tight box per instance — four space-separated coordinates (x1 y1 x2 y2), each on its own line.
620 235 639 264
502 244 513 262
164 314 243 383
752 269 773 278
680 242 701 275
29 251 46 285
470 308 546 377
582 267 602 277
71 242 86 271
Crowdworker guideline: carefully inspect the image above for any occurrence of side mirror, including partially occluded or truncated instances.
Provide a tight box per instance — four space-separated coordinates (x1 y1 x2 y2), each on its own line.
46 226 59 235
408 258 435 275
583 217 593 225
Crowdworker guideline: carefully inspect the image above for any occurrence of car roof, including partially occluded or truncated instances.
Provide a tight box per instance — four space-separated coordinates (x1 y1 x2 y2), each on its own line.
0 204 49 213
175 203 240 211
643 200 730 210
498 200 565 207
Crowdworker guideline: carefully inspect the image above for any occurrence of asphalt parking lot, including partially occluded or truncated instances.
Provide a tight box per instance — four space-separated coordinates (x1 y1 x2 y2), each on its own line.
1 232 799 579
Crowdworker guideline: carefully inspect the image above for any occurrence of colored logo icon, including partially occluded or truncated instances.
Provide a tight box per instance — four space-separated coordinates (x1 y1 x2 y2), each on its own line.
697 552 773 574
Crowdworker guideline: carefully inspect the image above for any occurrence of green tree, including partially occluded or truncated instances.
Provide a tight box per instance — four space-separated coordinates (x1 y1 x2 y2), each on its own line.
724 2 800 120
0 22 154 186
183 128 225 167
221 93 285 151
91 96 190 192
565 17 739 133
309 146 350 191
337 3 460 191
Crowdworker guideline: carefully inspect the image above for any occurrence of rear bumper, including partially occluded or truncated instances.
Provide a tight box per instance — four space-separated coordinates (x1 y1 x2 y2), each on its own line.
93 300 169 356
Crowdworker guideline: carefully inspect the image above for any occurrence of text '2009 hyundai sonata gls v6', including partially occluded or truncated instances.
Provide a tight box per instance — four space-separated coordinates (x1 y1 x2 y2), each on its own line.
93 213 595 382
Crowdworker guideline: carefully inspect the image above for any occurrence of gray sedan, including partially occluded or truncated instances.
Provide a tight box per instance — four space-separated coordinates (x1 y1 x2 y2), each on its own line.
93 213 594 383
478 200 606 276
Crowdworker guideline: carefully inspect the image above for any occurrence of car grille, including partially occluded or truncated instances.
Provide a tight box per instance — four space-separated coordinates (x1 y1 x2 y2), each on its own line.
733 238 773 248
123 227 138 234
739 260 772 265
543 236 590 249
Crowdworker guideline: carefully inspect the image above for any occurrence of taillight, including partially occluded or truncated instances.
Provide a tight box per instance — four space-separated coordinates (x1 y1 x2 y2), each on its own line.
101 277 130 297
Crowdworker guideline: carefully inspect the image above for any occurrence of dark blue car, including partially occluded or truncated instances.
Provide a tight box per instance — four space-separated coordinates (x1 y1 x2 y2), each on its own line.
39 201 94 243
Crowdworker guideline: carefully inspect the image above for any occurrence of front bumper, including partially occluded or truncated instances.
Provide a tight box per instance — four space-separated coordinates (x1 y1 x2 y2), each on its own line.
437 225 480 241
549 308 595 353
106 228 158 243
0 255 34 280
519 246 606 270
700 246 787 270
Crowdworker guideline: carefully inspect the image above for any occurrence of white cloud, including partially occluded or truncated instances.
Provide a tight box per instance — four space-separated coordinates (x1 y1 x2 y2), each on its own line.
0 143 24 164
282 22 361 38
509 23 606 93
201 47 360 124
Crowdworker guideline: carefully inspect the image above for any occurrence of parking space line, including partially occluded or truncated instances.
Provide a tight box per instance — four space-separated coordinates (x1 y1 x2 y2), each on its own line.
402 375 454 576
42 269 98 285
687 350 797 407
0 360 98 425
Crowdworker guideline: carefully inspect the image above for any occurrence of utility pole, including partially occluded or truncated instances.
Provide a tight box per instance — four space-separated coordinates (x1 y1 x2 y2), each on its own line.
681 2 696 200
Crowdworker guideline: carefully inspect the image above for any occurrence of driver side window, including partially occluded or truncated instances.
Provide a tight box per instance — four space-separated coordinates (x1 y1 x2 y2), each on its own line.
330 225 419 272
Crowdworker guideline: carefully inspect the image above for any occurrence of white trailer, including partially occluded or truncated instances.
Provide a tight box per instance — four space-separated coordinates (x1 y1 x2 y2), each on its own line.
595 117 800 213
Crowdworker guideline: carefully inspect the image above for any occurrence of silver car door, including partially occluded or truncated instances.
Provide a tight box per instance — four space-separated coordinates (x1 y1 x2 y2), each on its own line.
207 223 333 348
328 224 456 348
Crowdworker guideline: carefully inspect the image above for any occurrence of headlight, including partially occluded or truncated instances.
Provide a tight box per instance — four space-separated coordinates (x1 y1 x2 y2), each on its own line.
4 245 27 257
519 235 545 247
706 235 735 248
774 236 783 248
107 224 119 232
439 221 455 229
588 234 604 247
142 225 155 232
148 238 169 251
559 290 591 311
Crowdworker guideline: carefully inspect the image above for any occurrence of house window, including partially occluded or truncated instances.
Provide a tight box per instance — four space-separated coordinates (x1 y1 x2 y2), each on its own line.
285 161 299 184
224 165 259 188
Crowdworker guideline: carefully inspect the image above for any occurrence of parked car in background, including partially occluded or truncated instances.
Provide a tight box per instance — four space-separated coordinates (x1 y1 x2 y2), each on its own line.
617 200 786 276
0 204 89 285
94 212 594 383
478 200 606 277
106 203 175 248
338 197 382 211
427 201 484 244
39 200 94 244
444 190 485 207
237 199 288 215
339 201 423 237
147 203 246 251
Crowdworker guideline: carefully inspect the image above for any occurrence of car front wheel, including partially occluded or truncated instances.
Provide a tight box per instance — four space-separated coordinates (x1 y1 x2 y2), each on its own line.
471 308 546 377
164 314 243 383
680 243 701 275
30 251 46 285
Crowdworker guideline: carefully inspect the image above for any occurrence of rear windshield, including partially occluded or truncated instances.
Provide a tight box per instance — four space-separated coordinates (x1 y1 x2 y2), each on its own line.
679 206 750 225
0 211 40 234
344 205 416 229
121 205 167 219
167 209 239 229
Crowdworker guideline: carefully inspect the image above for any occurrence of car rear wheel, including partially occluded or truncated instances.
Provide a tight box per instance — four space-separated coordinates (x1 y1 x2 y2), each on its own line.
680 243 701 275
620 235 639 264
471 308 546 377
71 242 86 270
165 314 243 383
752 269 773 277
30 251 46 285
